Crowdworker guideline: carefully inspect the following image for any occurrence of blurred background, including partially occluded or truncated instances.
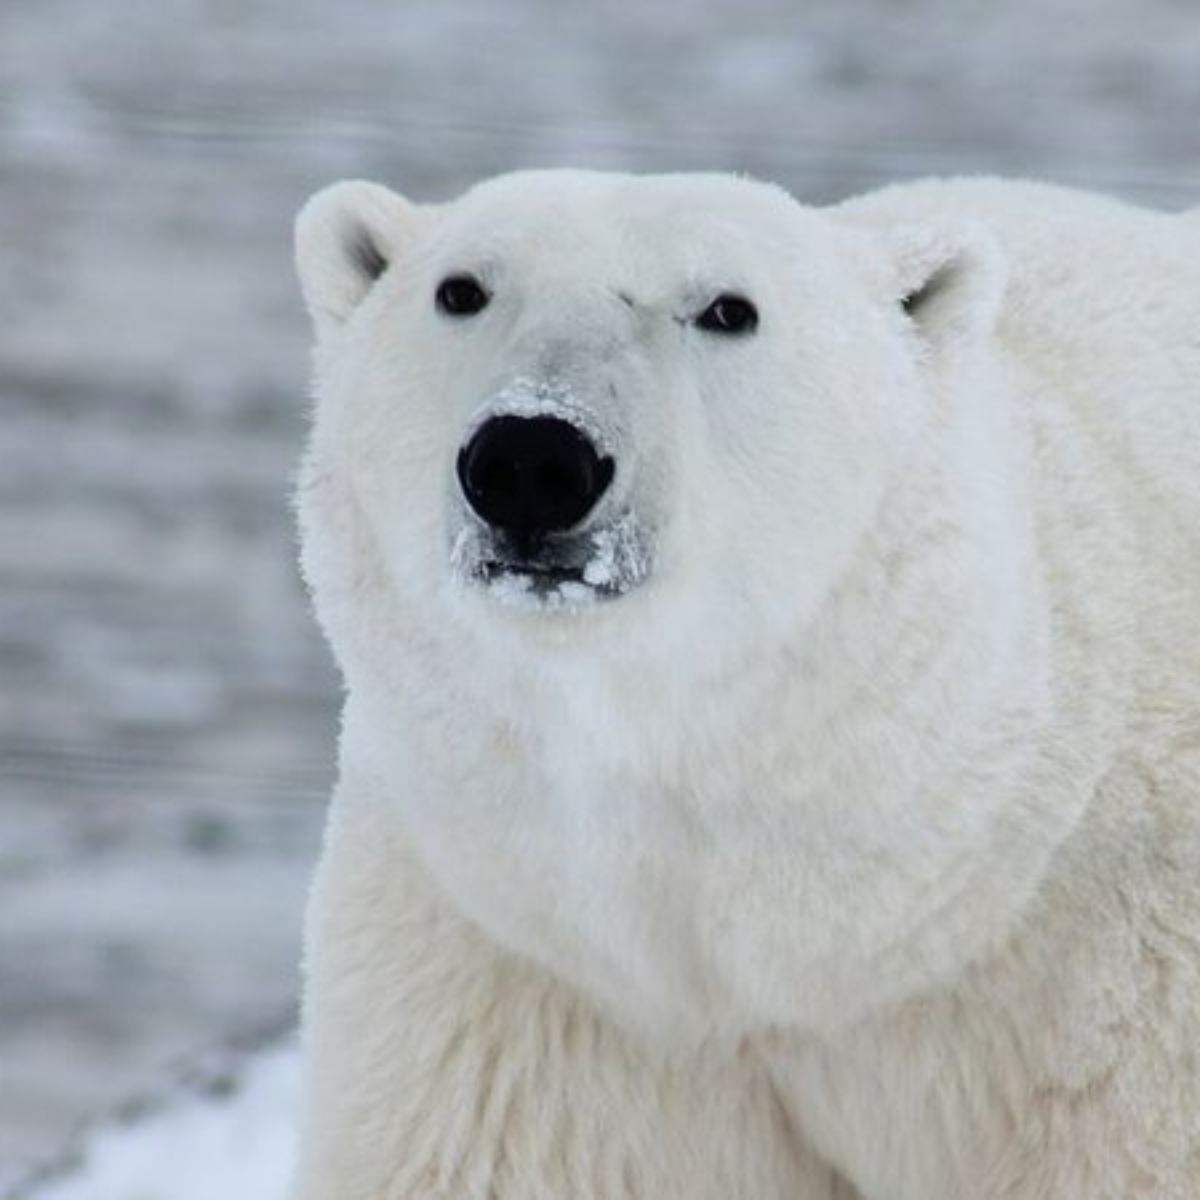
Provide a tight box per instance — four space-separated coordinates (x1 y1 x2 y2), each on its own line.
1 0 1198 1192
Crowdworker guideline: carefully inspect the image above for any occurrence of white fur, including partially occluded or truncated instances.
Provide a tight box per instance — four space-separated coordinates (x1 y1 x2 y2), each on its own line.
290 170 1200 1199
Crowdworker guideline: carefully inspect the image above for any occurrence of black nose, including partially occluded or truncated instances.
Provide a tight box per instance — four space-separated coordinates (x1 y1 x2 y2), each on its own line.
457 415 615 537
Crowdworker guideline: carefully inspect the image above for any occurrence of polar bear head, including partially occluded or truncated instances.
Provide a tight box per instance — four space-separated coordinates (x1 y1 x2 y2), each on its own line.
296 171 1004 684
295 171 1036 1033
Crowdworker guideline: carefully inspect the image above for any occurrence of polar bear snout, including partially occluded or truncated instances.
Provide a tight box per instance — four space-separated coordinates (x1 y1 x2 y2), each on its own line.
449 407 652 609
457 414 615 539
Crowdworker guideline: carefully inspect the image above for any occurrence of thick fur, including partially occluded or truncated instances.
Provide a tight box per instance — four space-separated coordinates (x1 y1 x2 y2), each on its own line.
290 171 1200 1199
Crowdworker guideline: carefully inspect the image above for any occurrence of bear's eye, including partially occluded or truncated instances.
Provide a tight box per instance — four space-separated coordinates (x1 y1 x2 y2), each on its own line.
436 274 491 317
694 293 759 336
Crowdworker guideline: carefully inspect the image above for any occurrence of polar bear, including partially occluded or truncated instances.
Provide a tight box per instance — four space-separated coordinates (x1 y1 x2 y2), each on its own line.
290 170 1200 1200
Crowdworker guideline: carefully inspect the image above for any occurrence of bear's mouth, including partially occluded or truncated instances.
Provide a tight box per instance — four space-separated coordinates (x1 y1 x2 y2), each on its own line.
451 512 651 610
481 558 590 590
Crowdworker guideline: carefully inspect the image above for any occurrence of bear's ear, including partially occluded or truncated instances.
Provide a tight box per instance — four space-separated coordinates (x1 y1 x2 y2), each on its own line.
295 180 423 337
883 221 1007 348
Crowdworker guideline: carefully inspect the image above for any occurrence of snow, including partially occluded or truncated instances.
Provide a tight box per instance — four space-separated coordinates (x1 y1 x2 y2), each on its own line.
24 1044 298 1200
474 379 617 458
451 510 649 611
581 512 648 593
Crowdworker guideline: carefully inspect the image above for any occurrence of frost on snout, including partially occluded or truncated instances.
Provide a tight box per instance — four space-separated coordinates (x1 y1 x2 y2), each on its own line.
449 386 652 609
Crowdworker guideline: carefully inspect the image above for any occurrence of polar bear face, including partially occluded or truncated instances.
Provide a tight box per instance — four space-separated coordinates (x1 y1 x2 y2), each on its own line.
297 172 995 669
295 171 1024 1035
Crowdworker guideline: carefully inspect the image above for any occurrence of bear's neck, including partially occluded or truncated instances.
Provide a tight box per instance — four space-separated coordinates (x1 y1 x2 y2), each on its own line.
341 362 1096 1037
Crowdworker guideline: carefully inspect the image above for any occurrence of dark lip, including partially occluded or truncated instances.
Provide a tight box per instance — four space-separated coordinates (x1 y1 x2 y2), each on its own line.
481 559 585 586
460 524 639 602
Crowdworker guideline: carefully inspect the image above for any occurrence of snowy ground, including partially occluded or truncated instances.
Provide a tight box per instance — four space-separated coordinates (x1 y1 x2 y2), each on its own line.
1 0 1198 1193
14 1042 298 1200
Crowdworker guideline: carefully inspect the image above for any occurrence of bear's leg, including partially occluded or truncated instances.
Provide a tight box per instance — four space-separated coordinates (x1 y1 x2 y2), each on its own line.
289 784 853 1200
